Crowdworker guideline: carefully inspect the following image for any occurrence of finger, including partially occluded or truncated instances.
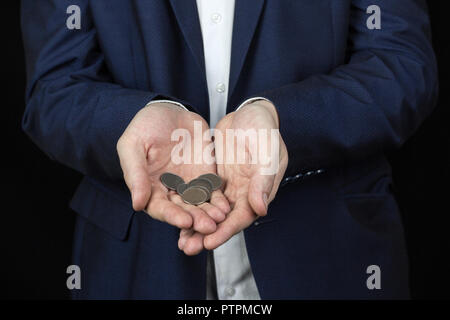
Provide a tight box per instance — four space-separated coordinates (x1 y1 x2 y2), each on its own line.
178 229 194 250
269 150 288 203
209 190 231 215
203 197 256 250
183 231 205 256
248 173 275 216
198 202 226 223
147 188 193 229
268 170 284 203
117 139 151 211
169 193 217 234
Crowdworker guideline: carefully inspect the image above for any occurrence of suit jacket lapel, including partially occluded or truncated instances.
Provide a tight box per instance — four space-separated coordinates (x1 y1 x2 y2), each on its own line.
168 0 206 77
228 0 266 108
169 0 266 112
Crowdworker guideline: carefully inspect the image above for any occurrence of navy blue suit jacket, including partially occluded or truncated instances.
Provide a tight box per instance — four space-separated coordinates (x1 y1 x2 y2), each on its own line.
21 0 438 299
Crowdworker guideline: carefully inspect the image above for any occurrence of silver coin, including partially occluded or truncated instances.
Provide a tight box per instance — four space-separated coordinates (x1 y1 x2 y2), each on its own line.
160 172 184 190
197 173 222 190
181 186 209 205
176 183 189 195
192 185 211 201
188 178 213 193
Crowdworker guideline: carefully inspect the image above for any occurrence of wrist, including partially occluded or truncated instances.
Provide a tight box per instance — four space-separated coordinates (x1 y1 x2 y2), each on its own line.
239 99 279 128
257 99 279 127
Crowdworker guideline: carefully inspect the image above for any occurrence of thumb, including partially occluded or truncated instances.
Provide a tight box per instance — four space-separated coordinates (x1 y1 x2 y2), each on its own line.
248 172 275 216
117 140 152 211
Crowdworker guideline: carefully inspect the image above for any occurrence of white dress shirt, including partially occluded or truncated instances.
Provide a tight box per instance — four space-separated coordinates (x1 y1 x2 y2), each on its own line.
197 0 260 300
149 0 262 300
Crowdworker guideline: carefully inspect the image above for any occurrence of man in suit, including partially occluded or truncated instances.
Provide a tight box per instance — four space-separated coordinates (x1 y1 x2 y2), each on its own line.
21 0 437 299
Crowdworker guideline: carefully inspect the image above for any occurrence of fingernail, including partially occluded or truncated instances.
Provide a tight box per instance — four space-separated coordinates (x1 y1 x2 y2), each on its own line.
179 237 187 250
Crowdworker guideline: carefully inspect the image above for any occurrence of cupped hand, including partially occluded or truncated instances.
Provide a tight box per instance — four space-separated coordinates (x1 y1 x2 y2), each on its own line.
117 102 230 254
202 100 288 250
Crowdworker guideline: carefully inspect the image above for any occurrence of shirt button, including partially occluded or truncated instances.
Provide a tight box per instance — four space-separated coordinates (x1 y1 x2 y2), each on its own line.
216 83 226 93
225 287 236 297
211 13 222 24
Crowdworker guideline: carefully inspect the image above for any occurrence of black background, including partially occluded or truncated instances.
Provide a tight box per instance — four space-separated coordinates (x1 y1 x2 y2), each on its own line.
2 2 449 299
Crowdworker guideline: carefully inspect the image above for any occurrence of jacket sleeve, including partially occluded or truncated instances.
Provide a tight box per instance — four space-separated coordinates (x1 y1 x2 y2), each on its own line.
21 0 193 180
240 0 438 177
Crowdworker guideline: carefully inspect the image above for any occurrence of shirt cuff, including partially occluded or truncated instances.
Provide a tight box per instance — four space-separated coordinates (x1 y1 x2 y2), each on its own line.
145 99 189 111
235 97 273 112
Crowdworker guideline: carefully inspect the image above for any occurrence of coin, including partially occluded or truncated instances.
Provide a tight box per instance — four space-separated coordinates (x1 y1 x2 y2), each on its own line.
160 172 184 190
188 178 213 193
181 186 209 205
176 183 189 195
192 185 211 201
197 173 222 190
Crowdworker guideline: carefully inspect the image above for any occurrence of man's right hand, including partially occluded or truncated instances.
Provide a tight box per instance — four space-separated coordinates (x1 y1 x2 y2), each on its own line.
117 102 230 254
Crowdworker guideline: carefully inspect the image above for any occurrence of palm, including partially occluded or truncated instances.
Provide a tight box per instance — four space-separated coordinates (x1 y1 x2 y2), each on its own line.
118 103 230 255
144 111 217 188
203 102 288 250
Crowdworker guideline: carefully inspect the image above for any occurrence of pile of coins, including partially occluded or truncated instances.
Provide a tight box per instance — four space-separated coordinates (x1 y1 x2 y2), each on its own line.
160 172 222 205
